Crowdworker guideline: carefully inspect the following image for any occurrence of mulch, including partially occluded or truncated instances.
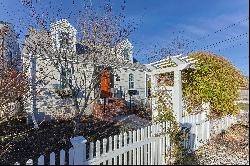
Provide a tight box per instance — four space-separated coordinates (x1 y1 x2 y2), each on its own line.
0 115 122 165
184 120 249 165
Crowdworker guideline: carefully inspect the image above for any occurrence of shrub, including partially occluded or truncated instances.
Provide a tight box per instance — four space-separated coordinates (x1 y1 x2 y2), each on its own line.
0 69 29 122
182 51 247 118
54 88 73 98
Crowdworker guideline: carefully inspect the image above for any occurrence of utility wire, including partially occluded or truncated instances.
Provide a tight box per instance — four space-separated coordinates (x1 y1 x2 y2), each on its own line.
186 17 249 46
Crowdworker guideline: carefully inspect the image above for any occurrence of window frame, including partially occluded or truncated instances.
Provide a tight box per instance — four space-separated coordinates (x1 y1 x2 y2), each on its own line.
60 66 73 88
128 73 134 89
122 48 130 61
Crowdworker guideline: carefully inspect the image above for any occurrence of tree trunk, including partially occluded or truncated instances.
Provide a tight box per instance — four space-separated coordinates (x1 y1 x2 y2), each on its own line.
73 115 82 135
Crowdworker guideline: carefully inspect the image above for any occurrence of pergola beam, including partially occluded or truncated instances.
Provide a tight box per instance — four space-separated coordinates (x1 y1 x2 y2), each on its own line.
149 62 192 75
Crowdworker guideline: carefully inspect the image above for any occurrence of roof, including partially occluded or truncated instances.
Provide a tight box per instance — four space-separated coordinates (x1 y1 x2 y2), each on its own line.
22 29 149 72
76 43 90 55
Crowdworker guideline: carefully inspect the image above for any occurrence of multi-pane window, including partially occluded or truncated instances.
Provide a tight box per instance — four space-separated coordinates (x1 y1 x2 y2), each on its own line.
116 75 120 81
122 48 130 61
129 73 134 89
59 31 70 49
60 66 73 88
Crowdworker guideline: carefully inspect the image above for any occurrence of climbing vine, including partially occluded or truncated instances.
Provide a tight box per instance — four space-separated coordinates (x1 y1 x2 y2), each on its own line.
154 92 189 165
182 51 247 119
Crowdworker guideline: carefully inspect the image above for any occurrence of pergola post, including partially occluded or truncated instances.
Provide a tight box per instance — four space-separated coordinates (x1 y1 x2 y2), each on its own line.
151 74 158 121
173 69 182 123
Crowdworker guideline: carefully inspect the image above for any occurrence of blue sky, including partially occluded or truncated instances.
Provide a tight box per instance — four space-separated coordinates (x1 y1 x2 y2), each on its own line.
0 0 249 76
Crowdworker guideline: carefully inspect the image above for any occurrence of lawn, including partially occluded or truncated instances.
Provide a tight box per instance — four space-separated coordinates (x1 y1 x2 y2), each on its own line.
237 103 249 111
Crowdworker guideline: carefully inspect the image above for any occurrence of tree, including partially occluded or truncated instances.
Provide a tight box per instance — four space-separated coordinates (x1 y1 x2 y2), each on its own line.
0 68 29 123
0 25 29 124
21 0 139 134
148 31 189 63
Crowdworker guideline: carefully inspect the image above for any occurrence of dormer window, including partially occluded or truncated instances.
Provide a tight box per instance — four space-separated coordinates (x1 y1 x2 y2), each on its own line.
122 48 130 61
50 19 77 52
60 66 73 88
59 31 70 49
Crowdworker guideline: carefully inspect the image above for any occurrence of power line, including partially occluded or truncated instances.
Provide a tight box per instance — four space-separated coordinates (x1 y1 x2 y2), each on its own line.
186 17 249 46
188 32 248 52
201 32 248 50
216 41 248 52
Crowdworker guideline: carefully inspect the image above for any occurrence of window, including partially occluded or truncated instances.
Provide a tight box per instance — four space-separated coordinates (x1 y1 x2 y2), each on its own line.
59 31 70 49
60 66 72 88
122 48 130 60
129 73 134 89
116 75 120 81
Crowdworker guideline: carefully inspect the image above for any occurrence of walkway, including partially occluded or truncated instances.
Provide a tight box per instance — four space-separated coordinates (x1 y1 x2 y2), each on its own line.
113 114 151 130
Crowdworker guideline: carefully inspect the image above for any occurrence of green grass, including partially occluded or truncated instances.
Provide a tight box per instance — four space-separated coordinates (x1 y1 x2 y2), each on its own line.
237 103 249 111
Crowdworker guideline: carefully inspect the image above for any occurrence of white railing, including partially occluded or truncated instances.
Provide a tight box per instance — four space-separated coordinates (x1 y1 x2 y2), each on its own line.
14 111 239 165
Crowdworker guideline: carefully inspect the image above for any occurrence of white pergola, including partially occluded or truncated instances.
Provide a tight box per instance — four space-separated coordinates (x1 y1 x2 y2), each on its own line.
146 54 196 122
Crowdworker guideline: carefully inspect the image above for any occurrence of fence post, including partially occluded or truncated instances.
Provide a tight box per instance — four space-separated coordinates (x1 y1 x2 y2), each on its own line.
202 102 210 143
70 136 87 165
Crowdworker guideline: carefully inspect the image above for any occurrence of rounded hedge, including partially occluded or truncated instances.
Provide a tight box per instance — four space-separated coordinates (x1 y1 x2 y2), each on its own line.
182 51 247 118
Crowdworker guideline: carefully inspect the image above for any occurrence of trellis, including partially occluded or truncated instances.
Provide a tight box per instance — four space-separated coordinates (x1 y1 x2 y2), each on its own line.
147 54 196 122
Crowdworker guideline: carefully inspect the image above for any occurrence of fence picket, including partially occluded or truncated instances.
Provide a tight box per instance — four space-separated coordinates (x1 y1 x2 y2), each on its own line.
158 124 163 164
136 129 141 165
147 125 151 165
89 142 94 160
118 134 123 165
140 128 144 165
143 127 148 165
155 124 159 165
50 152 55 165
132 130 136 165
114 135 118 165
108 136 113 165
128 131 133 165
59 150 65 165
124 132 128 165
102 138 107 165
103 138 107 154
68 147 73 165
96 140 101 157
150 125 154 165
38 155 44 165
95 140 101 165
26 159 33 165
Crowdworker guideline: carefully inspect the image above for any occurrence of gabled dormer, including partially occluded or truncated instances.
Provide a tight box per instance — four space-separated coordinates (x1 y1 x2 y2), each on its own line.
50 19 77 52
116 39 133 63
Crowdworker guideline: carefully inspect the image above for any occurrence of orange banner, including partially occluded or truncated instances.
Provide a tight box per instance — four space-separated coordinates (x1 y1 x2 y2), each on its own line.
100 69 110 97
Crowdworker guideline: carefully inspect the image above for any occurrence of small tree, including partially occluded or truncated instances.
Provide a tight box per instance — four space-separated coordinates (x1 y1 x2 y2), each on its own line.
0 68 29 123
0 25 29 124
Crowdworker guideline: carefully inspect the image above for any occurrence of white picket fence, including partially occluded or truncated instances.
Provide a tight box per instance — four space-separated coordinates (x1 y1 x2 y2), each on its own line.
14 110 239 165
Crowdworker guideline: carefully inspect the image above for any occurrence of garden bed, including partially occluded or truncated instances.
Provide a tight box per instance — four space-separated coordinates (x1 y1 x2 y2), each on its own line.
0 115 122 165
